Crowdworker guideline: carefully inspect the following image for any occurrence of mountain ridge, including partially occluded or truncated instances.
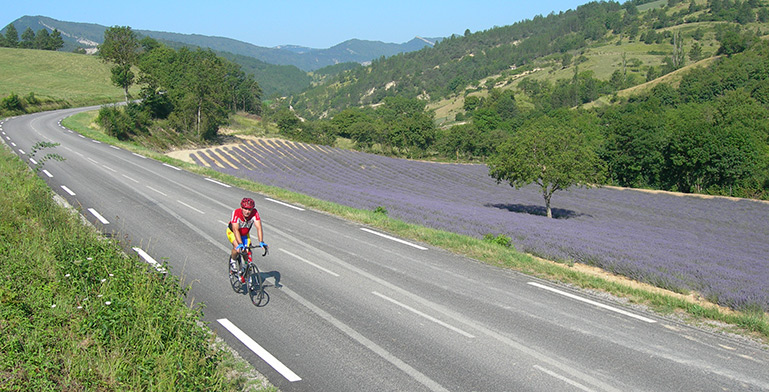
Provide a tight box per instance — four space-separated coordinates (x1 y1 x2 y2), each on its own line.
2 15 440 71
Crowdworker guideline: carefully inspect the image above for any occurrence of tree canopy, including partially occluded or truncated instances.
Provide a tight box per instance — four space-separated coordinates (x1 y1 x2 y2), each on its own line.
487 115 604 218
99 26 139 102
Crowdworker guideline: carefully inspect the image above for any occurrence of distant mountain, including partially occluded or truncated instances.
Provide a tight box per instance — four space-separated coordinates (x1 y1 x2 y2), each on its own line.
1 16 440 71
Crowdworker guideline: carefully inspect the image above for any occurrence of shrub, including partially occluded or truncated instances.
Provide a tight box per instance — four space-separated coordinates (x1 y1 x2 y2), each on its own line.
24 92 40 105
96 103 151 140
483 233 513 248
1 92 24 112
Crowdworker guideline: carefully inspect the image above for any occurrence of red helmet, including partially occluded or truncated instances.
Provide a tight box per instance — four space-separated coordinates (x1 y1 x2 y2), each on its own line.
240 197 255 209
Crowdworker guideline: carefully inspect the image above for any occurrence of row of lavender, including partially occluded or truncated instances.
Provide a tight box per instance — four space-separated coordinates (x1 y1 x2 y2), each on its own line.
191 139 769 312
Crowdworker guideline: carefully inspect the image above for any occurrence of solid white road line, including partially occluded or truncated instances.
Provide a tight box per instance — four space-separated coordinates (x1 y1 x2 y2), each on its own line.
360 228 428 250
279 287 448 391
178 200 205 214
534 365 596 392
527 282 657 323
132 247 167 273
279 248 340 276
60 185 76 196
204 177 231 187
146 186 167 196
217 318 302 383
265 197 305 211
373 291 475 338
87 208 109 224
122 174 139 183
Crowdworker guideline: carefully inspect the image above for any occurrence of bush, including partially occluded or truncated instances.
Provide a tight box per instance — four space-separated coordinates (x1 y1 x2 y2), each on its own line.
483 233 513 248
96 103 151 140
97 105 131 140
1 92 24 112
24 92 40 105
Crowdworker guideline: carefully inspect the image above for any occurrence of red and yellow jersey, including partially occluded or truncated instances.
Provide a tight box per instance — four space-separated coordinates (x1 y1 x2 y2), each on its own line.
229 208 260 237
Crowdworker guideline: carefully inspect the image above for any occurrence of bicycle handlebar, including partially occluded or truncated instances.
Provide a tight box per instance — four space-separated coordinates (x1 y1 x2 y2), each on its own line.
241 243 269 257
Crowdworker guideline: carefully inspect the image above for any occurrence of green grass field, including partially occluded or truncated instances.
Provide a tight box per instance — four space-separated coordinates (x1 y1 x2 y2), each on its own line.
0 47 137 109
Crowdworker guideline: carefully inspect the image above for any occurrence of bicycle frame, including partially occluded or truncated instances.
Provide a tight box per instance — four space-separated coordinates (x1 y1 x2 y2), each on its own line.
230 244 269 306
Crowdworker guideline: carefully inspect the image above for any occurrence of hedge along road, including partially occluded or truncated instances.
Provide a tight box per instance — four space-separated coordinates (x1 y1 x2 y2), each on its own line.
3 107 769 392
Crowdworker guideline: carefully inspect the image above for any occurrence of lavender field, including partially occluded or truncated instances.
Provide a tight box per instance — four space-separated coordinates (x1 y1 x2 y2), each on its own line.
189 138 769 312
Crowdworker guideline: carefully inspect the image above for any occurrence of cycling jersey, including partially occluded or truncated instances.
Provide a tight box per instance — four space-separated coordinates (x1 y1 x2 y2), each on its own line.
229 208 260 237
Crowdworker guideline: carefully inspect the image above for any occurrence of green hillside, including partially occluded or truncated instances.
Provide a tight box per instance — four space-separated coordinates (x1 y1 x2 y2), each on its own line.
0 47 132 108
290 0 769 120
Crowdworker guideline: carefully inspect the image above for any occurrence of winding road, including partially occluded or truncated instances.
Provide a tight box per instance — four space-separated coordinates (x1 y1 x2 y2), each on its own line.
2 106 768 391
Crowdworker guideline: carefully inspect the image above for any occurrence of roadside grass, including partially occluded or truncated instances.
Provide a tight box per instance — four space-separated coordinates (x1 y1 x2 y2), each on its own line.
0 144 276 391
63 112 769 345
0 47 138 115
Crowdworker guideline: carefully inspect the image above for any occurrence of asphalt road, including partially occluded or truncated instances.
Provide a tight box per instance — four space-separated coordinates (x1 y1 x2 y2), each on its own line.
3 107 769 391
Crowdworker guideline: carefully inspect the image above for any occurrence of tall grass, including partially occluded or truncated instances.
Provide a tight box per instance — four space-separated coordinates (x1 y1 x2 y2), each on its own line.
0 145 275 391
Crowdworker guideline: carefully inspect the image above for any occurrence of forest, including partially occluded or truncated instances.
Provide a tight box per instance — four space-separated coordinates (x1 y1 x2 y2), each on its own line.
94 26 262 145
0 23 64 51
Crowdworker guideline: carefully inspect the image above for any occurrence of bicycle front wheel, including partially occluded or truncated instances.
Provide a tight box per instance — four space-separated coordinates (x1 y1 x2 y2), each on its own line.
247 263 267 306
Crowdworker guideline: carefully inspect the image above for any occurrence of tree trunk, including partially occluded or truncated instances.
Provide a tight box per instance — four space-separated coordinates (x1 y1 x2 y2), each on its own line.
197 104 202 139
543 184 555 219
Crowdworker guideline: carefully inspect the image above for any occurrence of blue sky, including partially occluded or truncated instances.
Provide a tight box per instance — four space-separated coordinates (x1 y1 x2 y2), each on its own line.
5 1 589 49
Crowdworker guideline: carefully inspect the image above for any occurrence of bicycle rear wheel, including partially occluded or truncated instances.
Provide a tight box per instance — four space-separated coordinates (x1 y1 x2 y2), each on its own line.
228 255 243 293
247 263 268 306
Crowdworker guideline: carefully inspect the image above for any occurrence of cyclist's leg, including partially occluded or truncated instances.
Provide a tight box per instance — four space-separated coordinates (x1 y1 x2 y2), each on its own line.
227 228 239 272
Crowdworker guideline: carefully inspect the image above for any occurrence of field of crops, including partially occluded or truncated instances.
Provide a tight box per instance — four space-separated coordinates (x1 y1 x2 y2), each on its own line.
189 138 769 312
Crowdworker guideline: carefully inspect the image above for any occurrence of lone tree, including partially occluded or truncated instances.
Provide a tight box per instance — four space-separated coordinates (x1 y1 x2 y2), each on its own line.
487 117 604 218
99 26 139 102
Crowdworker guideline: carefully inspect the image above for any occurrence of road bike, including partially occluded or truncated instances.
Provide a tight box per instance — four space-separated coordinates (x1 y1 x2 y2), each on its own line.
229 243 269 306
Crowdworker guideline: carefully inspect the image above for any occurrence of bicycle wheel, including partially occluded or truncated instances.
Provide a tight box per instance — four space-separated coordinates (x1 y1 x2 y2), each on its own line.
247 263 268 306
228 255 242 293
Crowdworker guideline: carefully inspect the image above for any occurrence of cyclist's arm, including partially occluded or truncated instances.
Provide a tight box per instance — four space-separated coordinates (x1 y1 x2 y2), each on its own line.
232 221 245 246
253 218 264 244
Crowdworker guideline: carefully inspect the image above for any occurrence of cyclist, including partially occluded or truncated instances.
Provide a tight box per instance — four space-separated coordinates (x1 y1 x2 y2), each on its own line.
227 197 266 276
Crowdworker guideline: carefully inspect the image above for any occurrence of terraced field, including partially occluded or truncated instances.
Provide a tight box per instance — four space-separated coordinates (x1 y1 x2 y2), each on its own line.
178 137 769 313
